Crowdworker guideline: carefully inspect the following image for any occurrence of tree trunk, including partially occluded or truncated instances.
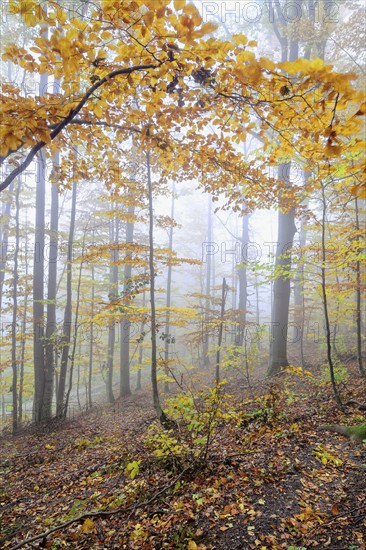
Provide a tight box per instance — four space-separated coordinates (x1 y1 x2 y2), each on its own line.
203 194 213 365
164 181 175 392
136 286 146 391
0 183 13 309
320 182 344 410
216 278 228 386
268 195 297 375
44 150 59 420
56 178 77 417
120 204 135 397
146 151 169 426
11 177 20 433
0 182 13 425
18 217 29 423
354 197 365 376
236 213 249 347
268 5 299 375
33 145 46 422
106 211 118 403
64 237 84 416
88 262 95 407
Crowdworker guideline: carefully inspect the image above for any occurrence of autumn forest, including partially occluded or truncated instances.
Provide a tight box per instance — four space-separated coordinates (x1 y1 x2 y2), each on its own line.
0 0 365 548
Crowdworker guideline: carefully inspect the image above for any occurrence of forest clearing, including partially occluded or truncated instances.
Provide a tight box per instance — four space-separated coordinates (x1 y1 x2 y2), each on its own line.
0 0 365 548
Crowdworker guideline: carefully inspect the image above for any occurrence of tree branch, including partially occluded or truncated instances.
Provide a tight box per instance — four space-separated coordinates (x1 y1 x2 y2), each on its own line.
0 63 160 192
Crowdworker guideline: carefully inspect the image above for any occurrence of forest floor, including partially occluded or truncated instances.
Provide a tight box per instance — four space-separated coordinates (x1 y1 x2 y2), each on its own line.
1 363 365 550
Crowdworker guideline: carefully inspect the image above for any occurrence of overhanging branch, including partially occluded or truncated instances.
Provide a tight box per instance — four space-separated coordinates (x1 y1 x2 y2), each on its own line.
0 63 160 192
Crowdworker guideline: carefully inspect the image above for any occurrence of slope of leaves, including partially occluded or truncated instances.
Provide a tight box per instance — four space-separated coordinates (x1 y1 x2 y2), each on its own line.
0 366 365 550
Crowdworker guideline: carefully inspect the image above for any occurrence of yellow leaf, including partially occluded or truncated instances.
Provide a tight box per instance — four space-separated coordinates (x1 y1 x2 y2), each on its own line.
200 22 217 35
310 58 324 71
56 9 67 24
187 542 197 550
233 34 248 46
82 518 95 534
94 103 103 118
351 184 366 198
101 31 113 40
325 144 342 158
184 3 199 16
174 0 185 10
143 11 154 26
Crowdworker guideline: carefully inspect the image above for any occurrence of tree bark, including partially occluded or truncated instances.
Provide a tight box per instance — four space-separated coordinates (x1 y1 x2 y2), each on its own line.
268 3 299 375
44 150 59 420
106 210 118 403
216 278 228 386
88 262 95 407
136 286 146 391
203 194 213 365
268 194 297 375
33 145 46 422
56 177 77 417
164 181 175 392
146 151 169 426
18 216 29 423
120 204 135 397
354 197 365 376
64 236 84 416
11 177 20 433
320 182 344 409
236 214 249 347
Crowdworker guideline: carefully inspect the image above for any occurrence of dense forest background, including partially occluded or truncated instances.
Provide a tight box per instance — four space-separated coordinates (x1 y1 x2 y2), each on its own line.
0 0 365 430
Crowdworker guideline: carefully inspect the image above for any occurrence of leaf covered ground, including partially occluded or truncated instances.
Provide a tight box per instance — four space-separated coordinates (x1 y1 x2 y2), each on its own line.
1 366 365 550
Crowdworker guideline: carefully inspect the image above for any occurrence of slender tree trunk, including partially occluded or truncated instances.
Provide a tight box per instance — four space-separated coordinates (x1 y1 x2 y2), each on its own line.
11 178 21 433
203 194 213 365
320 182 344 409
254 273 261 352
32 29 49 423
164 181 175 392
0 61 14 309
0 183 13 425
0 184 13 308
64 239 84 416
354 197 365 376
44 150 59 420
120 204 135 397
43 76 60 420
106 211 118 403
18 219 29 423
136 287 146 391
33 146 46 422
236 213 249 347
56 178 77 417
216 278 228 386
146 151 169 426
293 187 309 365
88 262 94 407
76 341 81 410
